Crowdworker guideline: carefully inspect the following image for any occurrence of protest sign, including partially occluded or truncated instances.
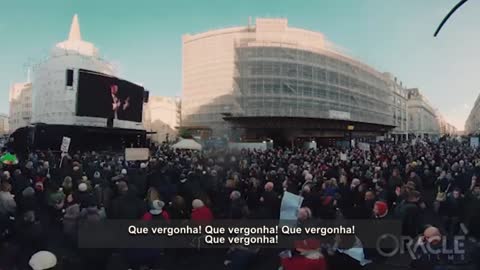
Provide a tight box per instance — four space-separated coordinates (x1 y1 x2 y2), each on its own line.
61 136 71 153
279 191 303 225
470 137 479 148
125 148 149 161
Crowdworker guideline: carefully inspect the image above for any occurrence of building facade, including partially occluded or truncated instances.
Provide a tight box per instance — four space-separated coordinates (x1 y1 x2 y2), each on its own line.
406 88 441 138
0 114 9 135
437 114 457 136
182 18 394 142
144 96 181 143
9 82 32 132
31 15 144 131
465 94 480 134
384 73 408 141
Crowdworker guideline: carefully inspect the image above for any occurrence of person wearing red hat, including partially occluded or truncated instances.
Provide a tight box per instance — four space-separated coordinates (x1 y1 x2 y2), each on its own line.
280 239 327 270
373 201 388 218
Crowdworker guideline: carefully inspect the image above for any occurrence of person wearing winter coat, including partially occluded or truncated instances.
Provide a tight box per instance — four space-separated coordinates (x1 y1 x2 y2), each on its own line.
109 181 145 219
280 239 327 270
130 163 148 198
258 182 280 219
227 190 249 219
63 204 80 240
73 182 95 209
442 188 465 237
168 195 189 220
16 211 46 268
0 180 16 216
28 250 58 270
395 191 424 238
191 199 213 224
373 201 389 219
80 199 105 223
12 169 31 197
142 199 170 221
18 186 37 213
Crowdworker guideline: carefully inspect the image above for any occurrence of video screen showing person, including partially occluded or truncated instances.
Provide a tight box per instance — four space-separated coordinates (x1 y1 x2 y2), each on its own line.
77 69 144 122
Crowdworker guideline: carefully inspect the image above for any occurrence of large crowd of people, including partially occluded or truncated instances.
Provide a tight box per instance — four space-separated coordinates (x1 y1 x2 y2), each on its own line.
1 137 480 270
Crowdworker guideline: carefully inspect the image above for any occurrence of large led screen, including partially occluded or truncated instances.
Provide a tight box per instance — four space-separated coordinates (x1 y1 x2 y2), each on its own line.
76 69 144 122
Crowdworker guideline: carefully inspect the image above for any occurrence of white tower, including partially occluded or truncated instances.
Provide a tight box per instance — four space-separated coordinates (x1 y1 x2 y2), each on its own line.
30 15 147 129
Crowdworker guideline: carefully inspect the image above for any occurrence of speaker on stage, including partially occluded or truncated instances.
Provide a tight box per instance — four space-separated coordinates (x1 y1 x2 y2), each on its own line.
66 69 74 87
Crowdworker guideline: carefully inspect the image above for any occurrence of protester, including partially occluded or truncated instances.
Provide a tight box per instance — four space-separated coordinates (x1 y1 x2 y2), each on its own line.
29 250 57 270
1 137 479 269
280 239 326 270
191 198 213 224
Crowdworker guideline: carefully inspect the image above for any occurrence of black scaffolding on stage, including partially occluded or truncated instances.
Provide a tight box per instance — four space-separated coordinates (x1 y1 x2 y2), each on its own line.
8 124 146 158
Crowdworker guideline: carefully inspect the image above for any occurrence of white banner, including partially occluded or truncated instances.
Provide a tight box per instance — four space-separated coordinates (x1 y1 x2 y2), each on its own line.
280 191 304 222
358 142 370 151
229 142 267 151
60 137 71 153
470 137 479 148
125 148 149 161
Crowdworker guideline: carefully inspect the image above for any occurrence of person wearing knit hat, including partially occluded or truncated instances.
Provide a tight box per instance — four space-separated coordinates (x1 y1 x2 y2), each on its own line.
62 176 73 195
34 181 44 192
140 162 147 169
22 186 35 197
191 199 213 224
151 200 165 215
29 251 57 270
78 182 88 192
373 201 388 218
47 189 66 210
142 200 170 221
229 190 241 201
192 199 204 209
25 161 34 170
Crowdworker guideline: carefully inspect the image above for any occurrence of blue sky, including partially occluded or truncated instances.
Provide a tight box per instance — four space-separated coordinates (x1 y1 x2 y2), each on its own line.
1 0 479 130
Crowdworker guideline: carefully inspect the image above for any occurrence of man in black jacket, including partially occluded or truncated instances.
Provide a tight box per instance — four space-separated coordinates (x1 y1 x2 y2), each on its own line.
396 190 424 238
109 181 145 219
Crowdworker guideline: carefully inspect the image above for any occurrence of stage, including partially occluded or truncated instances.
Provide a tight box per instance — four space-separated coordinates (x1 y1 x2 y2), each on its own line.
9 124 146 157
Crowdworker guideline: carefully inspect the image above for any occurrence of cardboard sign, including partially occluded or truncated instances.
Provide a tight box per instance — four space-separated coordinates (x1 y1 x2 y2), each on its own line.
470 137 479 148
280 191 304 223
125 148 149 161
61 137 71 153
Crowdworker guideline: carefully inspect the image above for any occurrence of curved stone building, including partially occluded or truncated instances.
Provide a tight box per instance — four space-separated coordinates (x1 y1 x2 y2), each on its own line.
182 18 394 143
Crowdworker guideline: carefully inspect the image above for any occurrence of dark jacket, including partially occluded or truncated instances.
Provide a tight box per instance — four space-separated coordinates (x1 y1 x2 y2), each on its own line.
259 190 280 219
228 198 249 219
396 201 424 238
109 193 145 219
130 170 148 198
